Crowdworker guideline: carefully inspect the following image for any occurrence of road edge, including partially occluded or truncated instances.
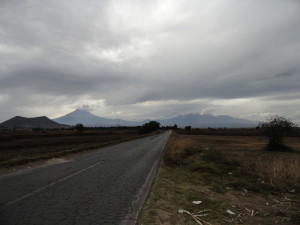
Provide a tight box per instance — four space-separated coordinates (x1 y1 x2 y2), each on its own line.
120 131 172 225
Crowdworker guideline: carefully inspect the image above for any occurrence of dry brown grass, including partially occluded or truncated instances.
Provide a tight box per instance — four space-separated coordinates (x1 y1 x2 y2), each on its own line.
202 136 300 190
139 133 300 225
163 133 203 166
230 152 300 189
167 134 300 190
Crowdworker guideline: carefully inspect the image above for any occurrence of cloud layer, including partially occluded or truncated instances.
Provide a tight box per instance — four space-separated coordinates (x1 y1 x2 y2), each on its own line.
1 0 300 123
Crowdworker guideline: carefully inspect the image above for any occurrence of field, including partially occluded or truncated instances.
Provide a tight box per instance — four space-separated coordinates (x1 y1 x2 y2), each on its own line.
0 129 141 168
139 133 300 225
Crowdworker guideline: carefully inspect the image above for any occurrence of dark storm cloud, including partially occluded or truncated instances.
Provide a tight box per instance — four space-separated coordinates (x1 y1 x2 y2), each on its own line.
0 0 300 122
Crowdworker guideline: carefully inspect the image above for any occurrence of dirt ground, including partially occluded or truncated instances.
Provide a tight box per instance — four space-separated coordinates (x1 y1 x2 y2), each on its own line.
139 134 300 225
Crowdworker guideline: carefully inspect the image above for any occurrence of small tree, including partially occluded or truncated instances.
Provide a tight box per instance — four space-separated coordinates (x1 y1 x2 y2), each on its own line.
138 121 160 134
258 115 297 151
185 126 192 131
74 123 84 133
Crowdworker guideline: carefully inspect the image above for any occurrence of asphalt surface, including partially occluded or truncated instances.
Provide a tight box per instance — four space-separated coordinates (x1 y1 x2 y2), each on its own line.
0 131 171 225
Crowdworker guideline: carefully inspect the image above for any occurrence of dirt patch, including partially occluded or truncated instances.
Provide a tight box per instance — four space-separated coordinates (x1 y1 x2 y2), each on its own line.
45 157 73 165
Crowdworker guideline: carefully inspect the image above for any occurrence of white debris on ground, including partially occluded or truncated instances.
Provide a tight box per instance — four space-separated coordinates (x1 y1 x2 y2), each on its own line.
192 201 202 205
178 203 213 225
226 209 236 215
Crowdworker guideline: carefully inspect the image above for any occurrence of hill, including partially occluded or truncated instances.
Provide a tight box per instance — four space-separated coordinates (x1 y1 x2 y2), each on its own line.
0 116 70 130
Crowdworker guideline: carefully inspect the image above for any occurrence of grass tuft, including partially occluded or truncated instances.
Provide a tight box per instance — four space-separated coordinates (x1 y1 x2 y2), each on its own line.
227 180 281 194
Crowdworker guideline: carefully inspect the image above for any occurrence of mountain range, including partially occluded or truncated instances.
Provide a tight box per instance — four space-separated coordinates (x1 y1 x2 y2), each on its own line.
0 109 257 129
54 109 256 128
159 113 256 128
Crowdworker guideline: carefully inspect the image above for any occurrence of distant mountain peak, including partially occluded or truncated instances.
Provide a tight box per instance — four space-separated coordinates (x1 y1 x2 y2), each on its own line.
67 108 93 115
74 108 89 112
53 109 139 127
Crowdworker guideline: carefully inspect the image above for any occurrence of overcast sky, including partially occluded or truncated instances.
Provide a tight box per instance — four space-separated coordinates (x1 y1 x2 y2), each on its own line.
1 0 300 123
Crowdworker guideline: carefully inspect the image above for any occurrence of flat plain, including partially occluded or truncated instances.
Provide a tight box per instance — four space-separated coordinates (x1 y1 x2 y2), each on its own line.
0 129 141 169
140 132 300 225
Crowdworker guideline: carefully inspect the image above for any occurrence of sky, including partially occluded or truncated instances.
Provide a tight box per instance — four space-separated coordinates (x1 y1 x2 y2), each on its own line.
1 0 300 123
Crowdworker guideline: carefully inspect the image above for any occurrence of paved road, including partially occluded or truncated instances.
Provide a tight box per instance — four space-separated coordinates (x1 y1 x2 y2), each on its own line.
0 131 171 225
